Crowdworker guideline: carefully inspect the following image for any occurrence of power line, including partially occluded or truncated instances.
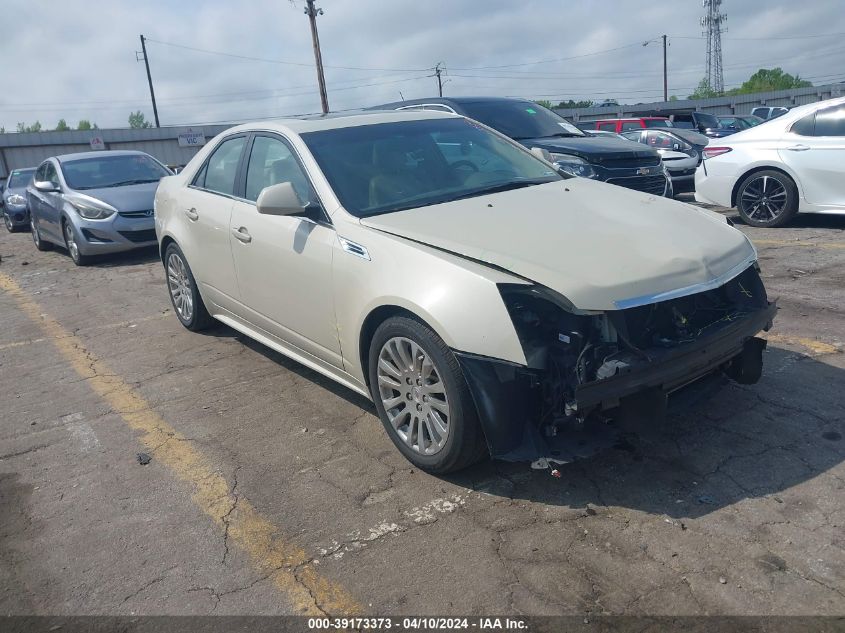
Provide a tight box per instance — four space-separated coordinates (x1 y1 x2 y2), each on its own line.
447 39 653 71
144 37 433 73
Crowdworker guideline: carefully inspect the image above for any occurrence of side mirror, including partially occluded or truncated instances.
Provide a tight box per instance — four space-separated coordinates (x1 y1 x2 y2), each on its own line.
256 181 307 216
529 147 553 162
34 180 60 193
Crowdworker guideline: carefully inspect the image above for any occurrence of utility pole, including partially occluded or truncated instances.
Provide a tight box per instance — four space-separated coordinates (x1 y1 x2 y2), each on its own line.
435 63 444 97
662 34 668 102
137 35 160 128
304 0 329 114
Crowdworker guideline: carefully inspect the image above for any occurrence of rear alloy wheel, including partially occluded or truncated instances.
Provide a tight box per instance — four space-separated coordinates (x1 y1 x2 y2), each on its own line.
63 220 91 266
31 218 52 251
165 243 212 331
736 170 798 228
369 316 486 473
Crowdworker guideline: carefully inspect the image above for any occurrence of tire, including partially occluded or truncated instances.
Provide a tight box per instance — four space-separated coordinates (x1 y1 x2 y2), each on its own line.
31 217 52 251
164 243 212 331
4 213 18 233
736 170 798 228
62 219 93 266
368 316 487 473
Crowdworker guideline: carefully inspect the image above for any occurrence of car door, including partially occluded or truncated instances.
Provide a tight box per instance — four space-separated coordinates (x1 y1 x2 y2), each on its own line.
180 134 247 311
38 161 64 241
778 104 845 208
228 133 342 367
28 163 47 226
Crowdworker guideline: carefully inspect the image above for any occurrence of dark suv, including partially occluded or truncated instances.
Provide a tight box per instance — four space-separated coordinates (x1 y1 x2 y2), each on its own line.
371 97 670 197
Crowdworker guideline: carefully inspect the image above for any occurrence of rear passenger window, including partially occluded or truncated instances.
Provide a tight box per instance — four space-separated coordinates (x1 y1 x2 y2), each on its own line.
791 113 815 136
813 105 845 137
196 136 246 195
621 121 641 131
244 135 313 203
597 122 616 131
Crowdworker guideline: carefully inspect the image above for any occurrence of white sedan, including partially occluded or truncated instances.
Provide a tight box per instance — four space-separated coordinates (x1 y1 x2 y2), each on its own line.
695 96 845 227
155 110 775 473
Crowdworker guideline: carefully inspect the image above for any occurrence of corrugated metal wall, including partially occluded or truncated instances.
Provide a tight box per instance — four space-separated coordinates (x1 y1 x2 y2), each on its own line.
553 83 845 122
0 124 231 178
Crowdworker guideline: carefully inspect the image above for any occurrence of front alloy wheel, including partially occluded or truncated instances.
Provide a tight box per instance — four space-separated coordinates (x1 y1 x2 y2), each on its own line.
369 316 486 473
4 213 14 233
63 220 90 265
377 336 451 456
737 170 798 228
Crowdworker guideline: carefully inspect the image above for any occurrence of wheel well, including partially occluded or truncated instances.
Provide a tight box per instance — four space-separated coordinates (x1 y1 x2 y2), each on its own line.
159 235 176 265
731 166 796 208
358 305 424 389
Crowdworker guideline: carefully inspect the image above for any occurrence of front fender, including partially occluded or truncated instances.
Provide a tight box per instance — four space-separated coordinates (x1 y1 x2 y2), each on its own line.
333 222 529 386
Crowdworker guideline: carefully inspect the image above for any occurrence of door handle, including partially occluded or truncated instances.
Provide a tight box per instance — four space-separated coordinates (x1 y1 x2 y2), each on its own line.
231 226 252 243
184 207 199 220
785 144 810 151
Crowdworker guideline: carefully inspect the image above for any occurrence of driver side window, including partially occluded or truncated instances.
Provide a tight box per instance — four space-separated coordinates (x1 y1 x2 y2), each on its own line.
244 135 314 203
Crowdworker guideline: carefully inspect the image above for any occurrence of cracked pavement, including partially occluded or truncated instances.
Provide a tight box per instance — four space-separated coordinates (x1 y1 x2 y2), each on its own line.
0 203 843 616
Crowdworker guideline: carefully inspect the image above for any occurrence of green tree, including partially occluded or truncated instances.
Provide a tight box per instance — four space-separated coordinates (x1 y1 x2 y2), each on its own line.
55 119 71 131
555 99 595 109
688 78 719 100
669 95 679 101
16 121 42 133
534 100 553 110
77 120 95 130
728 68 811 95
0 126 5 134
128 110 152 129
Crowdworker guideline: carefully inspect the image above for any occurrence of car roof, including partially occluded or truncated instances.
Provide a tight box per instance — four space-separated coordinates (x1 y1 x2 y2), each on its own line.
55 150 152 163
370 96 537 110
222 109 458 136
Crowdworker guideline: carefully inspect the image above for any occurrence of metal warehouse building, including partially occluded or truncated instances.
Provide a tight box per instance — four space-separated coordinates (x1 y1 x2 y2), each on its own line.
0 124 232 178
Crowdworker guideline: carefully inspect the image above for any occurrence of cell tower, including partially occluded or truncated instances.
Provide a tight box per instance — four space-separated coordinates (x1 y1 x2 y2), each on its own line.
701 0 727 93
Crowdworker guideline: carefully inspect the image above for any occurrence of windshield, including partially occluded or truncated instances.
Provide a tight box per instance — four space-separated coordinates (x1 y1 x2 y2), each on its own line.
458 100 586 139
643 119 672 128
60 154 170 190
696 113 720 129
301 118 562 218
7 168 35 189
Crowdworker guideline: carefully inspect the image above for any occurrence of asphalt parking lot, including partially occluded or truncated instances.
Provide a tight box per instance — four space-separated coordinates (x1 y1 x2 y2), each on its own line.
1 201 843 617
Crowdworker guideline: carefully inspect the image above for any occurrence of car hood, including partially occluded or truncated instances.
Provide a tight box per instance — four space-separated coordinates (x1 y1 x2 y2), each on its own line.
72 181 159 212
520 135 658 162
361 179 755 312
4 186 28 197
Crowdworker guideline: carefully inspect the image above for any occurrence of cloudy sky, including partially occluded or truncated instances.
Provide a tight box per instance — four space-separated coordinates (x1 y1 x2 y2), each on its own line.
2 0 844 131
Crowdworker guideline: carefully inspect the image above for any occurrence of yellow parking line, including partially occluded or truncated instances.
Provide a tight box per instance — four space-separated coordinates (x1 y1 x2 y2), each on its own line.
761 332 840 356
0 271 361 616
752 239 845 250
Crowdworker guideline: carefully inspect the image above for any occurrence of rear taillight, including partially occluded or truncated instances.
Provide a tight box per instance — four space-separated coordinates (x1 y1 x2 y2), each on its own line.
703 146 732 159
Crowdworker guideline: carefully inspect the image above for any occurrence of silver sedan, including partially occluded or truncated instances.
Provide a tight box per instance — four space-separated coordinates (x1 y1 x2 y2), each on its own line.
27 150 171 265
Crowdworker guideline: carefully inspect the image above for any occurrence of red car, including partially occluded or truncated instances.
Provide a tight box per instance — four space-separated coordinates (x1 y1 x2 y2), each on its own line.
591 117 672 133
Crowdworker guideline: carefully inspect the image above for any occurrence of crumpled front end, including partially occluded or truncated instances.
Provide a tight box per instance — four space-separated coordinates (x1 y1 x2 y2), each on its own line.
455 264 777 464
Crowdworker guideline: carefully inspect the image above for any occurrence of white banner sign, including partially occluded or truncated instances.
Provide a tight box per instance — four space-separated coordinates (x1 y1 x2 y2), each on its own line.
89 136 105 150
178 128 206 148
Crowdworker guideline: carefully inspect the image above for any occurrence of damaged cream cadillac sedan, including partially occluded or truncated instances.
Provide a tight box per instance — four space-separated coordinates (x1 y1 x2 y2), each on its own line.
155 110 776 473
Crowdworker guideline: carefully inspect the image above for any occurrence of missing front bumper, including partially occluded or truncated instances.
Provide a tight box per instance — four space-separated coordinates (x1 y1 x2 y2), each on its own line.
455 301 777 463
